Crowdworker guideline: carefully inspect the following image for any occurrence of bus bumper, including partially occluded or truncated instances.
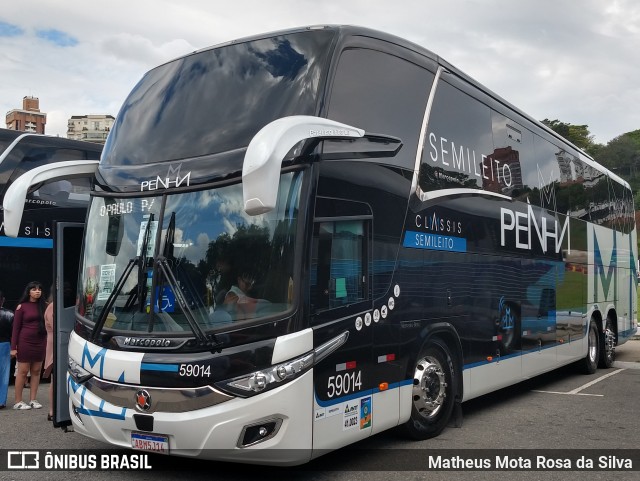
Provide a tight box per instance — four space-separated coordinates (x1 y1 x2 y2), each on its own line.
67 370 314 465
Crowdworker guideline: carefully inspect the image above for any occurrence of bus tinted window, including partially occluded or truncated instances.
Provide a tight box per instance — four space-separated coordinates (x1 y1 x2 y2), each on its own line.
420 78 493 191
312 219 368 311
587 170 611 225
527 136 563 211
0 129 21 155
27 177 91 209
327 48 434 169
101 31 335 166
490 112 531 199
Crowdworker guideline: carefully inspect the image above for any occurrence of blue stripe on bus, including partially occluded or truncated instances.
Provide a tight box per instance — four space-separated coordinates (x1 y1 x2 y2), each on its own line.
314 379 413 407
0 236 53 248
140 363 179 372
315 389 374 407
374 378 413 393
402 231 467 252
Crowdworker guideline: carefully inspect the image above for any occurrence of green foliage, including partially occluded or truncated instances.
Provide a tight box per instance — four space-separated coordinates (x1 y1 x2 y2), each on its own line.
541 119 597 152
595 130 640 178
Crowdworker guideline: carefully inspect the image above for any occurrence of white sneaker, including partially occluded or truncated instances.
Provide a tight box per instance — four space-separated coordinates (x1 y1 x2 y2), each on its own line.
30 400 43 409
13 401 32 410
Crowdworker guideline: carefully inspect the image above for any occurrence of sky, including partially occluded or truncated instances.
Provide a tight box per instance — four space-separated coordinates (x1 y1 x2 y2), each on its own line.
1 0 639 145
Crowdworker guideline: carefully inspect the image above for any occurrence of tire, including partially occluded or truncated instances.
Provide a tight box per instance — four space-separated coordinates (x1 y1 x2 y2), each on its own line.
580 319 599 374
598 317 615 368
403 339 456 440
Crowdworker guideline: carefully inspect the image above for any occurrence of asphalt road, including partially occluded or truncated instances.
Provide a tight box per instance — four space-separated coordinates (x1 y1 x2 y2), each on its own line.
1 339 639 481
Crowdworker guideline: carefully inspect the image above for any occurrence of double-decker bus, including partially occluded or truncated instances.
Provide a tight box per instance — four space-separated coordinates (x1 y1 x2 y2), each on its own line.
0 129 102 308
3 26 636 465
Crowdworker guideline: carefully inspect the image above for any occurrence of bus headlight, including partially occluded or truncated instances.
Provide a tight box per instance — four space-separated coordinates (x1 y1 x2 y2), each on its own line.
68 357 93 383
215 330 349 398
216 351 315 397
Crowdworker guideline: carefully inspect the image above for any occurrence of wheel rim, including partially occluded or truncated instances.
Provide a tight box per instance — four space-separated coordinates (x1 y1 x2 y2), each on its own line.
587 326 597 364
604 325 615 363
412 356 447 419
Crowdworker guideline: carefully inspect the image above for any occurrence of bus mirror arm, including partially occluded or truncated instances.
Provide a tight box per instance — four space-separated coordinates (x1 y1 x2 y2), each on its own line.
242 116 365 216
311 133 403 161
2 160 99 237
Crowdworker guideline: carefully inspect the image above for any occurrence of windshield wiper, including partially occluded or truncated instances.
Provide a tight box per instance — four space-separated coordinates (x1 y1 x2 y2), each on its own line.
155 256 222 350
150 211 222 350
90 214 155 341
137 214 155 313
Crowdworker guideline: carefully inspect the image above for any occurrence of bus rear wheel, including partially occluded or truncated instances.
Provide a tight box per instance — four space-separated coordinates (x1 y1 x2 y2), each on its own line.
598 317 615 369
403 339 455 440
580 319 599 374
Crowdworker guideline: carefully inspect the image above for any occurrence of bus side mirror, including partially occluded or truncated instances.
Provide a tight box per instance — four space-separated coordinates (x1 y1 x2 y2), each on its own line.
242 116 364 216
2 160 99 237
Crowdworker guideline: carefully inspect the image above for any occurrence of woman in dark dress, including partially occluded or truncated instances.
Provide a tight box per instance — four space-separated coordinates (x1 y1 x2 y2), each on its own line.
10 281 47 410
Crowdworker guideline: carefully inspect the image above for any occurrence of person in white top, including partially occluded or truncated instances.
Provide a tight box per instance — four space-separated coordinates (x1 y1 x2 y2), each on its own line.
223 273 257 320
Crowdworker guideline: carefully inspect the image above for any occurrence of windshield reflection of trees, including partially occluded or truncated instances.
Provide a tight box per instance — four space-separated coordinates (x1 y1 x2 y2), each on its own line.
164 220 294 328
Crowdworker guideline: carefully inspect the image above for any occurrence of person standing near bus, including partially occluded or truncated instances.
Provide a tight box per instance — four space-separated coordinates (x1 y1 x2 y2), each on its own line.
0 290 14 409
10 281 47 410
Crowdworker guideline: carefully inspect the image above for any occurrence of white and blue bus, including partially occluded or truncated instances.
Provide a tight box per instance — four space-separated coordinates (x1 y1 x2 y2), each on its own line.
0 129 102 308
3 26 636 465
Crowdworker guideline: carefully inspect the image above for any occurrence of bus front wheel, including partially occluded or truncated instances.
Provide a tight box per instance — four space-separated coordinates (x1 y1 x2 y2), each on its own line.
403 339 455 440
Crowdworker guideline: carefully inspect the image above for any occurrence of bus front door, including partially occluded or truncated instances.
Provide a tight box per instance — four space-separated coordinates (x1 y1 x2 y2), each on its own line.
52 222 84 428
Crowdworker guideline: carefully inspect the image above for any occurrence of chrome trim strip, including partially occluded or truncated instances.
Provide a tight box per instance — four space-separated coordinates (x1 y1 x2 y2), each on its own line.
314 331 349 365
418 188 512 202
410 66 445 198
83 376 234 414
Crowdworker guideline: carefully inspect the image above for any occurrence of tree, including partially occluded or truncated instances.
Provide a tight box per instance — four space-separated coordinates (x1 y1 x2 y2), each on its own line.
595 133 640 178
541 119 600 154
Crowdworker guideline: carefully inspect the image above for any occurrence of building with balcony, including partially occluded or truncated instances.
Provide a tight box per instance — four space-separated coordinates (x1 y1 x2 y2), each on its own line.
5 96 47 134
67 114 115 144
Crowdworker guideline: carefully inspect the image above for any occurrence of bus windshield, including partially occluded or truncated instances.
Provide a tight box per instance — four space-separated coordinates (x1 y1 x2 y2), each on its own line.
101 30 334 167
78 171 303 334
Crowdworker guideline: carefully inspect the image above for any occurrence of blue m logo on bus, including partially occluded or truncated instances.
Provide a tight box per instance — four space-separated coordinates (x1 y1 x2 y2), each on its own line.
81 341 125 382
82 343 107 378
593 232 617 301
499 296 514 330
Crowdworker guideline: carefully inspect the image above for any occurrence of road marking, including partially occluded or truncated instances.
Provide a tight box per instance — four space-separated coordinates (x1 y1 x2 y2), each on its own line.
532 369 625 397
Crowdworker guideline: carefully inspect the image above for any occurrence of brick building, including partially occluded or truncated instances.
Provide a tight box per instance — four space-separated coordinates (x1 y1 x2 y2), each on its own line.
5 96 47 133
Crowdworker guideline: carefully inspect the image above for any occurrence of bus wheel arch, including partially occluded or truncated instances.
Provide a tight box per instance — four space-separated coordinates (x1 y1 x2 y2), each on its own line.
402 331 462 440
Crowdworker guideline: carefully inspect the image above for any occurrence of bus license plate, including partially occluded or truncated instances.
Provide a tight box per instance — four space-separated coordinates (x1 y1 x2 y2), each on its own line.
131 432 169 454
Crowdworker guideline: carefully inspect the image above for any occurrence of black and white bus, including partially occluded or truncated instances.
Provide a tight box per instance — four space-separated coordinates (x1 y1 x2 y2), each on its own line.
3 25 636 465
0 129 102 308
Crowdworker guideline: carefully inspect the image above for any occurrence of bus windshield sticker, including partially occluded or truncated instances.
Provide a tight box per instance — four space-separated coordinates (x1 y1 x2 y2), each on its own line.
97 264 116 301
136 220 158 257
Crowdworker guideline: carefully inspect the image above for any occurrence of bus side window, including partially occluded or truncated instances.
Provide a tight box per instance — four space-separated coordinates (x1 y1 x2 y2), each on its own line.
311 219 369 312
